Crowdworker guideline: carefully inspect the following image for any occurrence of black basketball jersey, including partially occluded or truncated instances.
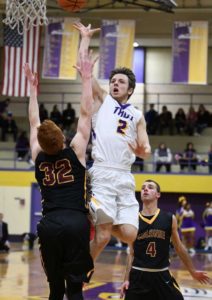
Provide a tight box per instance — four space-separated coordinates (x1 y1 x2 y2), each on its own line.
35 147 87 215
133 209 173 269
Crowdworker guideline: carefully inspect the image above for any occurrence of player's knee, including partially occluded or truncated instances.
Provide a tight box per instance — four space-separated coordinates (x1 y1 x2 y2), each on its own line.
95 230 111 248
121 226 138 244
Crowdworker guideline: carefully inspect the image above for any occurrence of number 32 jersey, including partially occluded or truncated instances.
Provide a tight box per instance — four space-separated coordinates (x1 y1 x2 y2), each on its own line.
35 148 87 215
133 209 173 269
92 95 142 170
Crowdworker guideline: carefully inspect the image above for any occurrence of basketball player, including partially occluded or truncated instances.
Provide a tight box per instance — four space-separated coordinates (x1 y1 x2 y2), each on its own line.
120 179 210 300
73 22 151 260
23 50 95 300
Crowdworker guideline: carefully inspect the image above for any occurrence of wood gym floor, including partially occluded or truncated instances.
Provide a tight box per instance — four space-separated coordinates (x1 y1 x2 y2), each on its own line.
0 244 212 300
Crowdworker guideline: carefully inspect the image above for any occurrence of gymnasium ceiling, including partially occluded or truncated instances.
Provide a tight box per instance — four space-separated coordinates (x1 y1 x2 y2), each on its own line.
0 0 212 42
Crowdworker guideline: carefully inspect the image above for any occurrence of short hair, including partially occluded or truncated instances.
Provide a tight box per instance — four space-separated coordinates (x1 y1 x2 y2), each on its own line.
37 120 64 155
109 67 136 98
144 179 161 193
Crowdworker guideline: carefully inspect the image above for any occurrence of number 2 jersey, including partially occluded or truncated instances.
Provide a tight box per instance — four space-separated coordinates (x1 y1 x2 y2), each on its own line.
133 209 173 269
35 147 87 215
91 95 142 170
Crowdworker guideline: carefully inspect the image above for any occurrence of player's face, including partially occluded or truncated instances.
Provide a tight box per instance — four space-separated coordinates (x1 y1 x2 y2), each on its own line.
109 74 133 103
141 181 160 202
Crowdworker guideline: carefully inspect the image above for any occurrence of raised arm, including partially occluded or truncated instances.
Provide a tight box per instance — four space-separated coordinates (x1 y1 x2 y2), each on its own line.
71 51 96 166
73 22 107 107
23 63 41 161
171 215 210 284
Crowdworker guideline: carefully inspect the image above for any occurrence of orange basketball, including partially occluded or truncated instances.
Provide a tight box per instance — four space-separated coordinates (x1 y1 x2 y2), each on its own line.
58 0 87 12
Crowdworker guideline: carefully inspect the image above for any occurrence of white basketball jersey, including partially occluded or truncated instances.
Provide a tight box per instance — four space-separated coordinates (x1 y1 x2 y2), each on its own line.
91 94 142 170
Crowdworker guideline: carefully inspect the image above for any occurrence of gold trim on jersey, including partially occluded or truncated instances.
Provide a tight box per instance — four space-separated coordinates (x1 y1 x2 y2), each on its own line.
139 209 160 224
173 281 182 293
91 196 100 207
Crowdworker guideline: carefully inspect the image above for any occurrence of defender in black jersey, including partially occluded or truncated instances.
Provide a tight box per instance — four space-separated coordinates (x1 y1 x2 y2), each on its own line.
121 179 210 300
24 51 96 300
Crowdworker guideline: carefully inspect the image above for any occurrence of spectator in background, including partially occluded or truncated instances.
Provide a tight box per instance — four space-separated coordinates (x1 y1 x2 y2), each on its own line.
145 103 158 135
195 104 210 136
50 104 62 127
185 106 197 136
178 142 198 172
133 157 144 172
158 105 173 135
0 98 10 134
39 103 48 123
175 196 187 230
0 98 10 115
153 142 172 172
208 144 212 174
174 107 186 134
202 201 212 251
0 213 10 252
1 112 18 142
62 103 76 131
15 131 30 161
180 202 196 254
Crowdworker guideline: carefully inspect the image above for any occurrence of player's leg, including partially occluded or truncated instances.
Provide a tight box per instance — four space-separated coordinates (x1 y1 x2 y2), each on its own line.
155 270 184 300
112 223 137 245
112 171 139 245
37 213 65 300
66 281 83 300
90 222 113 260
125 269 153 300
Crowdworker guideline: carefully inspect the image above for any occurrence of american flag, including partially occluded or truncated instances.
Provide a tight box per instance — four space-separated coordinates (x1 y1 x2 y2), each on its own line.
1 21 41 97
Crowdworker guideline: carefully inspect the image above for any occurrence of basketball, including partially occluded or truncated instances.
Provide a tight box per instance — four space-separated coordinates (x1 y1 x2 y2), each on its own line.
58 0 87 12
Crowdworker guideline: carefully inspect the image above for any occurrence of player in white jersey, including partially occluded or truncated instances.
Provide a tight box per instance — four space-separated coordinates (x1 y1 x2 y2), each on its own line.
74 22 151 260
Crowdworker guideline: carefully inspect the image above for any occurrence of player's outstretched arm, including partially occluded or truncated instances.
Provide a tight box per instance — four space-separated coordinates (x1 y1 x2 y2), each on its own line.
171 215 211 285
73 22 107 107
71 50 96 166
23 63 41 161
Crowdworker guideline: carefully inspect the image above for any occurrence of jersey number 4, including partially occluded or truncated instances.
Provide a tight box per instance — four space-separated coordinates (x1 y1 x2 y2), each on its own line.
146 242 156 257
39 159 74 186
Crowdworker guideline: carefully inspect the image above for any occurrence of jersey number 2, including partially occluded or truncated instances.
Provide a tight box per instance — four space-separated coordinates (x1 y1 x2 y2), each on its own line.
117 119 127 135
146 242 156 257
39 159 74 186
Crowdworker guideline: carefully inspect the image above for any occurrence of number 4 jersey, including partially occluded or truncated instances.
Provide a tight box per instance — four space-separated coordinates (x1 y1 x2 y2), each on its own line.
35 148 87 215
133 209 173 270
91 95 142 171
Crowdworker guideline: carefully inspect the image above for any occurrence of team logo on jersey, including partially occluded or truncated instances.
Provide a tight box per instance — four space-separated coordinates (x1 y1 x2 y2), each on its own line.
114 107 133 121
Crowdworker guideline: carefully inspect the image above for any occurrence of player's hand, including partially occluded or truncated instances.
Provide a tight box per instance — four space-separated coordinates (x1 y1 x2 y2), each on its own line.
128 140 151 159
73 22 100 38
23 63 38 87
191 271 211 284
73 50 98 78
120 280 129 299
